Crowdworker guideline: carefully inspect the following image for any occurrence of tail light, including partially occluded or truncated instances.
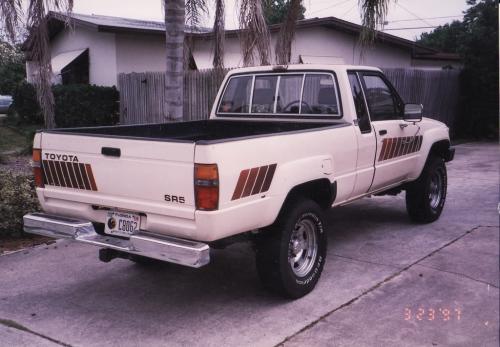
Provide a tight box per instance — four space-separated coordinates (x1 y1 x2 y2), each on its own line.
194 164 219 211
32 148 44 188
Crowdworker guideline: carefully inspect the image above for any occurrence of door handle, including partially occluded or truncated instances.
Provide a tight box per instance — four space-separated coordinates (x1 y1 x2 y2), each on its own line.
101 147 121 157
379 129 387 136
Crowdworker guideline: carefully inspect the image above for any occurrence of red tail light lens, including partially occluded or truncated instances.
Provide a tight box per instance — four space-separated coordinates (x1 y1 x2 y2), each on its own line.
32 148 44 188
194 164 219 211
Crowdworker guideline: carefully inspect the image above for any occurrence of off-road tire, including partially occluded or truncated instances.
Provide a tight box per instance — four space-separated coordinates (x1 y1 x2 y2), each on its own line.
406 155 447 223
254 199 327 299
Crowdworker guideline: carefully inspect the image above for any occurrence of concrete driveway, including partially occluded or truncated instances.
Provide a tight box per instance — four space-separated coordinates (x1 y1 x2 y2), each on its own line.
0 142 498 347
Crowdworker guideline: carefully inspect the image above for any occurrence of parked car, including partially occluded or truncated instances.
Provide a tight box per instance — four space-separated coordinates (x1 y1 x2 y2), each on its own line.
0 95 13 113
23 64 454 298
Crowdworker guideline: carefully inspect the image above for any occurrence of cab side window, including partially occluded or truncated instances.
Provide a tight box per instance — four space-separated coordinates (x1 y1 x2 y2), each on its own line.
348 72 371 133
362 74 402 121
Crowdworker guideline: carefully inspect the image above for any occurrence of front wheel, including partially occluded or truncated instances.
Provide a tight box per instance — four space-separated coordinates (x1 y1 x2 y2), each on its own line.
406 156 447 223
254 199 327 299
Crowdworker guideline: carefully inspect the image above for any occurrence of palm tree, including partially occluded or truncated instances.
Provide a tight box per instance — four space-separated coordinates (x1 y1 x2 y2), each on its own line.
274 0 302 65
0 0 73 128
1 0 391 126
212 0 225 69
238 0 271 66
164 0 186 121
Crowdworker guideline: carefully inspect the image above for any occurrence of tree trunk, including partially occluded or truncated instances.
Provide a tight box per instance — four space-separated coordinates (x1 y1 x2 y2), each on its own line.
164 0 185 121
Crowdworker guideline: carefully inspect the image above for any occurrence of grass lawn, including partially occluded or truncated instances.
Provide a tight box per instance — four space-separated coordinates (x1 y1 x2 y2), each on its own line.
0 123 41 153
0 126 28 153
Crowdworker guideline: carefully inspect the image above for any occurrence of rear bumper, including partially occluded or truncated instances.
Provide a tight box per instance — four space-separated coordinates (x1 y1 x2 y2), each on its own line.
23 212 210 268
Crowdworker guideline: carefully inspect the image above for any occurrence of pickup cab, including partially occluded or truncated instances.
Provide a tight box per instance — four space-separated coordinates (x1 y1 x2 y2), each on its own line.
24 64 455 298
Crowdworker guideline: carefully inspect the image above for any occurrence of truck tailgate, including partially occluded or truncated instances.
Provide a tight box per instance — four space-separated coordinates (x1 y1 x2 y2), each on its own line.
40 133 195 220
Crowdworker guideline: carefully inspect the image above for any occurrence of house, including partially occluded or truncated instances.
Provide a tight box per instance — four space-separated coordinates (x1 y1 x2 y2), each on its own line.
24 12 461 87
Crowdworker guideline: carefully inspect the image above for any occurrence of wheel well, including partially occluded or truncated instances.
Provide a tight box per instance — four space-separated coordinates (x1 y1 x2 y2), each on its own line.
281 179 335 212
429 140 451 161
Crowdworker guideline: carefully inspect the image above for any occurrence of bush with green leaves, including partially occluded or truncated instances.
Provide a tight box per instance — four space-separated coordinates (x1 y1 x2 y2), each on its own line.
10 83 120 128
0 41 26 96
53 84 119 128
10 81 43 125
417 0 498 139
0 170 39 236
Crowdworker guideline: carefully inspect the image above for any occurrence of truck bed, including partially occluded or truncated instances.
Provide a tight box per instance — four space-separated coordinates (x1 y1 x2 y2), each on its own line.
43 120 347 144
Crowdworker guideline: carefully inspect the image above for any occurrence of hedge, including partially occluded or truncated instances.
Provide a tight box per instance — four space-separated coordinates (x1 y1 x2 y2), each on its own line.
11 82 119 128
10 81 43 124
53 84 119 128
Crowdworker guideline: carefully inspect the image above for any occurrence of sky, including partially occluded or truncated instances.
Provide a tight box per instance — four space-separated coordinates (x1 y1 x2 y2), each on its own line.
70 0 471 41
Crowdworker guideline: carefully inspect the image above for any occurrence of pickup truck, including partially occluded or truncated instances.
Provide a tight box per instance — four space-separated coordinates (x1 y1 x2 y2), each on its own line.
24 64 454 298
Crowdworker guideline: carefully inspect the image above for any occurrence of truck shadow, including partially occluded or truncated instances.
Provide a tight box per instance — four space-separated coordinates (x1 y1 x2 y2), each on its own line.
16 197 412 307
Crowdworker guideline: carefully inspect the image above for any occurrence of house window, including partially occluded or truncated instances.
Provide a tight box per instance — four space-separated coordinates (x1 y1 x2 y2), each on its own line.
61 49 89 85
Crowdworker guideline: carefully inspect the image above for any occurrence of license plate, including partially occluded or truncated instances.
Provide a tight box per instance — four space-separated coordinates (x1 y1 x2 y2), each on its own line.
105 211 140 237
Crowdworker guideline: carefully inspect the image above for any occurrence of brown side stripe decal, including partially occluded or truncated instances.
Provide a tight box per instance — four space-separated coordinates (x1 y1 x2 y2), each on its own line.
85 164 98 191
232 163 277 200
251 166 269 195
231 169 249 200
378 135 423 162
241 167 259 198
78 163 91 190
42 160 98 191
261 164 277 192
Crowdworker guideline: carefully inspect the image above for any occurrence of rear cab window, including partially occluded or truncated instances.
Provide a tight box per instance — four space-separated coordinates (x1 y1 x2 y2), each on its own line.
217 71 342 119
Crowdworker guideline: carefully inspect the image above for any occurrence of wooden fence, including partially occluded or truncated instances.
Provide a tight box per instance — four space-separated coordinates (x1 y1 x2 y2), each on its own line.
383 68 460 127
118 67 460 129
118 69 230 124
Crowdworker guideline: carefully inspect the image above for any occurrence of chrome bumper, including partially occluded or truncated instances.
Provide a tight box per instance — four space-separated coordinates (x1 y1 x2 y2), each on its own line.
23 212 210 268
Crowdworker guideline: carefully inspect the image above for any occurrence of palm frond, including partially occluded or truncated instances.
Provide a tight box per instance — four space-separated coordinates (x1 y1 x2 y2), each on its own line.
0 0 23 42
275 0 302 65
23 0 73 128
184 0 208 69
238 0 271 66
212 0 225 69
358 0 390 46
185 0 208 29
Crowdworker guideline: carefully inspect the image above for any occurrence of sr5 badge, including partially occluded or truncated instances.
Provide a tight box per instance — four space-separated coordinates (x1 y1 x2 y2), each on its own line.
165 194 185 204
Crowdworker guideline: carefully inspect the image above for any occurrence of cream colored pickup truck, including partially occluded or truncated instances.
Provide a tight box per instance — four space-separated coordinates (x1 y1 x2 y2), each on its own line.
24 64 454 298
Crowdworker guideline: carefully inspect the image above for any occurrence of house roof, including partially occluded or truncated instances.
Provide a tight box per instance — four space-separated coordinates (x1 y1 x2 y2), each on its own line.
48 11 211 36
25 11 460 61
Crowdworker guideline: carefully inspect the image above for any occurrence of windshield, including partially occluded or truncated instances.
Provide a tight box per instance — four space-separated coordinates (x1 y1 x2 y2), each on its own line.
217 72 341 118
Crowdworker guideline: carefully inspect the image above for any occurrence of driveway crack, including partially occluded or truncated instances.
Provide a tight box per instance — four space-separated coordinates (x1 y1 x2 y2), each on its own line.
274 225 486 347
414 263 499 289
0 318 73 347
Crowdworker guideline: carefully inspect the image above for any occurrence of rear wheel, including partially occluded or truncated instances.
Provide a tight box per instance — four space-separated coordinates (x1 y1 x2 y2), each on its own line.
406 155 447 223
254 199 327 299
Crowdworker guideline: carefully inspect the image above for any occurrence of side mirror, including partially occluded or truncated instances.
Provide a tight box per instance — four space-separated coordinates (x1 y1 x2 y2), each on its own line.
404 103 423 122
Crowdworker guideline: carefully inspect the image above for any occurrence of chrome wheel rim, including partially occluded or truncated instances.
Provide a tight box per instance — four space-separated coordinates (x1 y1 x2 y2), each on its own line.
429 170 443 209
288 217 318 277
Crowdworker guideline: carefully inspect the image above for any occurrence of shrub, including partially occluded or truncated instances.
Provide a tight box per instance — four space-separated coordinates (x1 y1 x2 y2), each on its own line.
10 83 120 128
53 84 119 128
10 81 43 125
0 170 39 236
